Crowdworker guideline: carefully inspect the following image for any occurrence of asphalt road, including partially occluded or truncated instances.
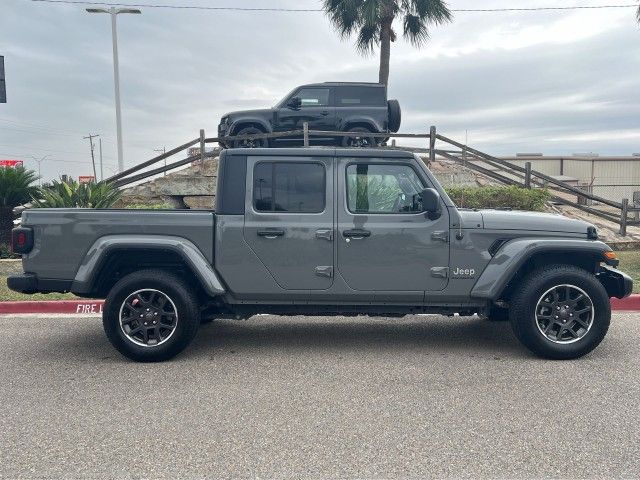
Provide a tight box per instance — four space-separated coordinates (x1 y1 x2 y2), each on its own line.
0 313 638 479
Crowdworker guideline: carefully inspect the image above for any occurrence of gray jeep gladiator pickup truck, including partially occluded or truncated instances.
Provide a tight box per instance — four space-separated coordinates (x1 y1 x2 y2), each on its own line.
218 82 401 148
8 147 632 362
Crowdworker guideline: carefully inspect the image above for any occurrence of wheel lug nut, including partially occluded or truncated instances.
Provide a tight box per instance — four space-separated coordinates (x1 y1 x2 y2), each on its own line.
144 322 148 325
139 314 143 318
556 306 561 310
153 321 157 324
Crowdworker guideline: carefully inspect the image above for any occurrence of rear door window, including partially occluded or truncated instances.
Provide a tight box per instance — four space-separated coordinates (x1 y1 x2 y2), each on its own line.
254 162 325 213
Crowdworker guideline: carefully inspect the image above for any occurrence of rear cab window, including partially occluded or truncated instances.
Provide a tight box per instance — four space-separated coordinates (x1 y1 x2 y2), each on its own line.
335 86 386 107
253 162 326 213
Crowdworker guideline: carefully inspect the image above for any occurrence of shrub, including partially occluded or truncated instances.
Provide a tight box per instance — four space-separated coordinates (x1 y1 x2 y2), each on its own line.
31 179 121 209
0 166 38 245
445 185 550 211
0 243 19 259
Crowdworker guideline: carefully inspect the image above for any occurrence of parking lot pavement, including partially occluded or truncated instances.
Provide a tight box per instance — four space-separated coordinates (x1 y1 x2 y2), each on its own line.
0 313 638 479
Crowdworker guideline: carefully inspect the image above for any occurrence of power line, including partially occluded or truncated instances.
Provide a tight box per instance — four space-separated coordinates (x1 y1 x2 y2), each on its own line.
30 0 640 13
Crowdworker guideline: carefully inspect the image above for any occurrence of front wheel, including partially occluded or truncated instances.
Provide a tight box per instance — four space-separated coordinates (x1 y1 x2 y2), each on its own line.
103 270 201 362
510 265 610 360
232 126 268 148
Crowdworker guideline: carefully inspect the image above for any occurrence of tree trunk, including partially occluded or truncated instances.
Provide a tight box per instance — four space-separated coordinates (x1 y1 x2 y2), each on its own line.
0 206 14 246
378 18 392 85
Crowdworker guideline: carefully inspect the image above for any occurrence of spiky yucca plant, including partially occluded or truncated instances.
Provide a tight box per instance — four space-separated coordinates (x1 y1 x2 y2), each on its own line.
31 179 121 209
0 166 39 245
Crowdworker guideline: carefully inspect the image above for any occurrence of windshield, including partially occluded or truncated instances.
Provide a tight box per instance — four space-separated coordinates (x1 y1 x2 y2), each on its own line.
275 88 298 108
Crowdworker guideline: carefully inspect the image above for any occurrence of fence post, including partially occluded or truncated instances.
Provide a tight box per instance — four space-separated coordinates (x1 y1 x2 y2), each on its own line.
303 122 309 147
524 162 532 189
199 129 205 173
429 126 436 164
620 198 629 236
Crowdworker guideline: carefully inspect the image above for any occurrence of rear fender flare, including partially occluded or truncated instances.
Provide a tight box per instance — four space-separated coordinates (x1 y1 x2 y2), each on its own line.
71 235 226 297
470 238 612 300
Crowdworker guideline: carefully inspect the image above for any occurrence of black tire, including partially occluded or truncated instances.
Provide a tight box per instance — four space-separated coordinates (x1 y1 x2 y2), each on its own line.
509 265 610 360
232 126 268 148
342 127 376 148
103 269 201 362
387 99 401 133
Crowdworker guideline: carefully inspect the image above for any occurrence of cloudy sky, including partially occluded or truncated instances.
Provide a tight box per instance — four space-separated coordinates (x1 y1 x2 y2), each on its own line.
1 0 639 182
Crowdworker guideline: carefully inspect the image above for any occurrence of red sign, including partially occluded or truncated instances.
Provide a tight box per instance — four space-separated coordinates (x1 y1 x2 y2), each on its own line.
0 160 23 168
78 176 95 184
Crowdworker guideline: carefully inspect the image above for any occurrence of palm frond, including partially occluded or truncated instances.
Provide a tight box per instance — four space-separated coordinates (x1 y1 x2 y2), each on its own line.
356 22 381 54
0 166 39 209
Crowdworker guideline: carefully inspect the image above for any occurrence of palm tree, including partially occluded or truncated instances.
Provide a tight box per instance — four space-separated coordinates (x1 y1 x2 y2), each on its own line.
0 166 38 245
323 0 452 85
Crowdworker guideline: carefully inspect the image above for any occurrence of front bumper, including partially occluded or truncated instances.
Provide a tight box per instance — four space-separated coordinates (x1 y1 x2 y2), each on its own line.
597 266 633 299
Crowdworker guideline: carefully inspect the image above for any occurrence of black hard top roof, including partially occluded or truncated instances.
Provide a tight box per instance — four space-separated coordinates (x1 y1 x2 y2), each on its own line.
222 147 414 159
301 82 385 88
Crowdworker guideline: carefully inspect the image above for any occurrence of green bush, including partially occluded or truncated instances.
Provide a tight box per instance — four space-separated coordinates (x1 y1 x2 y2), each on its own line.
0 243 19 259
32 179 121 209
445 185 550 211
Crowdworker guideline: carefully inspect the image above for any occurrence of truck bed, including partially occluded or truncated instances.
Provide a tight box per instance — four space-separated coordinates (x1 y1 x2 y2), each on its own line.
20 209 215 282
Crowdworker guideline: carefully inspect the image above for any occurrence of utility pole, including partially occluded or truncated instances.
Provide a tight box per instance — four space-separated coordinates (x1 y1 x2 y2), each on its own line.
99 138 104 181
154 147 167 176
84 134 99 181
31 155 50 186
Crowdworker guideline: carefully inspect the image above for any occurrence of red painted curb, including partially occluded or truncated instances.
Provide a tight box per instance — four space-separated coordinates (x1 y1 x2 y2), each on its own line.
0 300 104 315
0 297 639 314
610 295 640 311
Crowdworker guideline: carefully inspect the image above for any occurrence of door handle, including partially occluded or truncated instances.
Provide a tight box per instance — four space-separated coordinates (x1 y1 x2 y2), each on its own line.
315 229 333 241
342 229 371 239
257 229 284 238
321 111 330 116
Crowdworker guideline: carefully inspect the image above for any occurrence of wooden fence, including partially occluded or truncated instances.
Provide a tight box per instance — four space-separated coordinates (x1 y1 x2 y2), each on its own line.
104 125 640 236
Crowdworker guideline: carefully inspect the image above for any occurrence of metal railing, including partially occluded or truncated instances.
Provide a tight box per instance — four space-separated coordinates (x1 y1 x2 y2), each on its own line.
104 124 639 236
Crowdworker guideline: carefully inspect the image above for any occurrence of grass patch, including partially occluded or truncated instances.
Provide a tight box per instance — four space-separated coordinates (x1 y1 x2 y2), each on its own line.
615 251 640 293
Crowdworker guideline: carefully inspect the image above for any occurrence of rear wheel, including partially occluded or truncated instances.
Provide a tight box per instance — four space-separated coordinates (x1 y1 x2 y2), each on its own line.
103 270 200 362
342 127 376 148
232 126 268 148
509 265 610 359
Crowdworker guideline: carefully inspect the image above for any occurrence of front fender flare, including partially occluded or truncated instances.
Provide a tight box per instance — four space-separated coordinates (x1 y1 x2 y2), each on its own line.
470 238 612 300
71 235 226 297
229 118 272 135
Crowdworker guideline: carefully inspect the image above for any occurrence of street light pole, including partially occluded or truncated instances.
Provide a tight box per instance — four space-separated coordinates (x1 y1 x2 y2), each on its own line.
86 7 141 174
110 7 124 174
31 155 50 186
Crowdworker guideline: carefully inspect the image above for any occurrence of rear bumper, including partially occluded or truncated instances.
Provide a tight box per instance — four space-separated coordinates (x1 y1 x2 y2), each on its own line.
597 266 633 299
7 274 72 295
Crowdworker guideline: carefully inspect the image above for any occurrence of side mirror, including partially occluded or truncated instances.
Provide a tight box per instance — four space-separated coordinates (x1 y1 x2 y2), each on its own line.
420 188 441 216
287 97 301 109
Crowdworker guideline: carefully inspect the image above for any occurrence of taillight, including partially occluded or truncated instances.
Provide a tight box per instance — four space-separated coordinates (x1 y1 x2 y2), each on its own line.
11 227 33 254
